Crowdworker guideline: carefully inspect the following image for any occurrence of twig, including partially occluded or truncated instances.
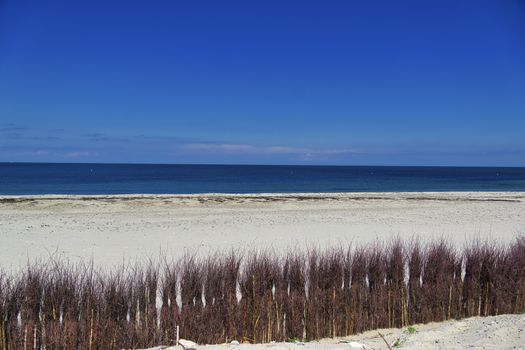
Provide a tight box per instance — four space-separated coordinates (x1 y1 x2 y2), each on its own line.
378 332 393 350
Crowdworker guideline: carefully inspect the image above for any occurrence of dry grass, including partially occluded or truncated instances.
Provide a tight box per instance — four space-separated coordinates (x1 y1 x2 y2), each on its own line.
1 236 525 348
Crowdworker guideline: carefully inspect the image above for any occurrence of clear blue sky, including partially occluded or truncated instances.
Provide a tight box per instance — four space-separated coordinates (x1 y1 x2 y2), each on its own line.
1 0 524 166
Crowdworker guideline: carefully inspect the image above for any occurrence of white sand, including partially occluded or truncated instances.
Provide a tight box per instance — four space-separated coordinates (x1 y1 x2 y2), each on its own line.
1 192 524 268
173 314 522 350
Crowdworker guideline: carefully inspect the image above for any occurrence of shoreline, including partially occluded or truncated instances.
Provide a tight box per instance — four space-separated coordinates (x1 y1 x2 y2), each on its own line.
1 190 524 200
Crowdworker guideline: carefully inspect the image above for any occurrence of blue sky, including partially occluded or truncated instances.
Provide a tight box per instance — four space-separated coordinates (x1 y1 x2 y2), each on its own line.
1 0 524 166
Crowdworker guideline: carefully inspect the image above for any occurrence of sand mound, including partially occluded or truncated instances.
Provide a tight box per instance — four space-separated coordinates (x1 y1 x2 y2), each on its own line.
144 314 524 350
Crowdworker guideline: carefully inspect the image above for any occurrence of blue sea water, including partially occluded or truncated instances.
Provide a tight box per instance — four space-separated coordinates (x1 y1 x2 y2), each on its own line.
0 163 524 195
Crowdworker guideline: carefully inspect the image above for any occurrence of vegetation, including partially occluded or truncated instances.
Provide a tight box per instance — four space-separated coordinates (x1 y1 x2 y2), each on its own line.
404 326 417 334
0 236 524 349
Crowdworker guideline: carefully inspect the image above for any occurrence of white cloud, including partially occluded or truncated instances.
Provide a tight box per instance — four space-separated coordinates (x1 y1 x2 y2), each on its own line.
64 151 94 158
182 143 357 159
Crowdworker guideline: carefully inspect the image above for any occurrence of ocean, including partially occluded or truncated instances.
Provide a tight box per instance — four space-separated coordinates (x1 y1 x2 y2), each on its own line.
0 163 524 195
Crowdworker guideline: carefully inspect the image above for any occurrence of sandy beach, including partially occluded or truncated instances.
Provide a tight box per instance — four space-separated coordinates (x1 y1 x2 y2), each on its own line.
2 193 525 349
1 191 524 268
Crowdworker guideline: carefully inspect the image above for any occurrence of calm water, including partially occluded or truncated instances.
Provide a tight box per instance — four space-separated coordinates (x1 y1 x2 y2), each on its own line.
1 163 525 195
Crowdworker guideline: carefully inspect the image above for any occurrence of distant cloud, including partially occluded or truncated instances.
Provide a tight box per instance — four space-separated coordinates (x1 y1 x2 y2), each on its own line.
183 143 292 154
183 143 357 159
64 151 94 158
298 149 359 160
81 133 105 139
0 123 28 132
0 126 361 163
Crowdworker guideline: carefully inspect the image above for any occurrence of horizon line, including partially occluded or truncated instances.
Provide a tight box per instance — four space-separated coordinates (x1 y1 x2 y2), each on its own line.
1 161 524 169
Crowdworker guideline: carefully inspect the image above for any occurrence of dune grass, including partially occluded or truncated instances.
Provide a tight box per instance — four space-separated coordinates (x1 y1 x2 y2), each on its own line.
1 236 524 349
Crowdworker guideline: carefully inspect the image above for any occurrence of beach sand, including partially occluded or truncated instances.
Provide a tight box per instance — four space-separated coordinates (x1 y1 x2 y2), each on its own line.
159 314 522 350
1 192 524 268
133 314 525 349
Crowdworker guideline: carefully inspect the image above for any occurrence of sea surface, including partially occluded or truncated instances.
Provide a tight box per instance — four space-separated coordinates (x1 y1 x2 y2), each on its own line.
1 163 525 195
